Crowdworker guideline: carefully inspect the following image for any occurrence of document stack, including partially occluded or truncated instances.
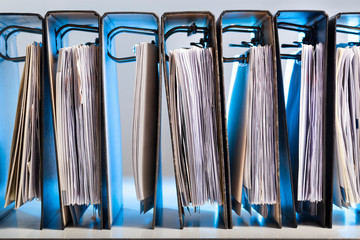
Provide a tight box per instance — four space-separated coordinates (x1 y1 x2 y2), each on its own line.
227 45 278 208
53 44 101 222
4 43 42 209
333 46 360 206
328 13 360 217
297 43 325 203
168 47 223 208
241 45 278 205
132 42 159 210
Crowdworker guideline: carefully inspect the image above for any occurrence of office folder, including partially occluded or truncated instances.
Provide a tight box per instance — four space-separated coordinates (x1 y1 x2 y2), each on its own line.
45 10 106 229
161 11 230 229
0 13 59 230
275 10 331 228
217 10 297 228
100 12 162 229
327 12 360 228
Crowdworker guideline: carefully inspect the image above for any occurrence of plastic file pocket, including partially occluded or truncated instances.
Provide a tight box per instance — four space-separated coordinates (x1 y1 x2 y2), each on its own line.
45 11 107 229
100 12 162 229
161 11 230 229
275 10 330 228
0 13 59 229
328 12 360 228
217 10 297 228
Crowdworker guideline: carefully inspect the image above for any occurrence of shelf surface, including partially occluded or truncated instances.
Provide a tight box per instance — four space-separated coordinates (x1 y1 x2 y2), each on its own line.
0 177 359 239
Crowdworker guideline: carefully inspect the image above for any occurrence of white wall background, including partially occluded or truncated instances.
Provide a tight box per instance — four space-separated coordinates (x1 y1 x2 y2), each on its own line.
3 0 358 178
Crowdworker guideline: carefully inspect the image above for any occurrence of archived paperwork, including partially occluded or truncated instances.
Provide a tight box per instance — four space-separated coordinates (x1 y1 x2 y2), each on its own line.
52 44 101 223
132 42 159 213
227 45 278 210
334 46 360 206
168 47 223 208
4 43 42 209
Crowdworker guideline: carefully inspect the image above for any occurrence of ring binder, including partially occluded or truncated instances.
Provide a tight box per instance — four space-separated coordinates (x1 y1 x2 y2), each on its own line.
100 12 162 229
217 10 297 229
44 10 103 229
275 10 330 228
0 13 60 230
161 11 230 229
327 12 360 229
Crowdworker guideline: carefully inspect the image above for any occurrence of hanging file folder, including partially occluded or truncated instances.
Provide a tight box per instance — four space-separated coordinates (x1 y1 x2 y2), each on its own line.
275 10 330 228
161 11 230 229
100 12 162 229
217 10 297 228
0 13 59 230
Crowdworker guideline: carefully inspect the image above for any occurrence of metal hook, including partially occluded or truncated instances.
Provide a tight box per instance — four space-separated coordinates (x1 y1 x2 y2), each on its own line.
164 23 208 41
222 24 263 64
106 26 157 63
54 24 99 53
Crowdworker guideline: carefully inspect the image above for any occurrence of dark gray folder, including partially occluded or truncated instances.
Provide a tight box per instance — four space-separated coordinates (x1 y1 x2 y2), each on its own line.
160 11 230 229
217 10 297 229
275 10 330 228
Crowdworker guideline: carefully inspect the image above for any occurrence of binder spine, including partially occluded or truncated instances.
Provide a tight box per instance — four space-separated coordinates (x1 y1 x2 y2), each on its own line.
274 11 298 228
216 12 233 229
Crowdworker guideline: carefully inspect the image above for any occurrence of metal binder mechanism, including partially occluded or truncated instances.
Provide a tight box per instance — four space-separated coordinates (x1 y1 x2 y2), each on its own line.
106 26 157 63
336 24 360 47
0 25 42 62
164 23 209 61
280 42 302 61
278 22 315 61
54 24 99 53
221 24 263 63
336 24 360 35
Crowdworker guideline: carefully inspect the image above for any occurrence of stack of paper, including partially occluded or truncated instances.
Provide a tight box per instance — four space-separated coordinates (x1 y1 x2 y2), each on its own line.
4 42 41 209
132 42 159 207
297 43 324 202
54 44 100 207
168 47 223 208
240 45 278 205
334 46 360 205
